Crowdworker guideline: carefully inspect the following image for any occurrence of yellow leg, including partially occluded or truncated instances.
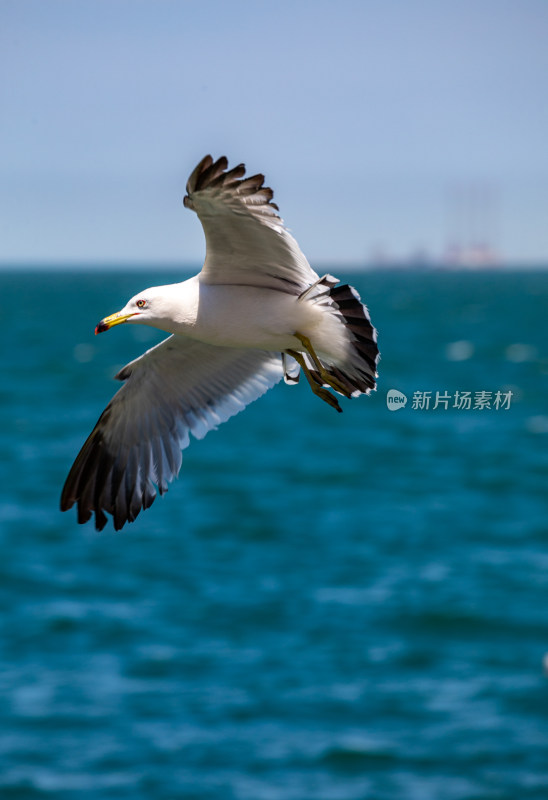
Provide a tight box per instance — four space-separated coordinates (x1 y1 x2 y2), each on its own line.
286 349 342 413
294 332 353 398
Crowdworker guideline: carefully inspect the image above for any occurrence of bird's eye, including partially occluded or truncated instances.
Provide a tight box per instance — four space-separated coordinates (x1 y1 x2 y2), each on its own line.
136 299 147 309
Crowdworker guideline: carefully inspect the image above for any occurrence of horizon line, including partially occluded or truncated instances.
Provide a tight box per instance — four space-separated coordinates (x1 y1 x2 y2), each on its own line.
1 259 548 272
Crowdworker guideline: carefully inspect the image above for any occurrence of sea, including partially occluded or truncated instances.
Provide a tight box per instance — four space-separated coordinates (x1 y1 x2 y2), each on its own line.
1 267 547 800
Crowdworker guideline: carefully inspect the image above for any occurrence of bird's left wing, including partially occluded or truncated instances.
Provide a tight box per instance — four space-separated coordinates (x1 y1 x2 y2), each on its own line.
184 155 319 294
61 335 283 531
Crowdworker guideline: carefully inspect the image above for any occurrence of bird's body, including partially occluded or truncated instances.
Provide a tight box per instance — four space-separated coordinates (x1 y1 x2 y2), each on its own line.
61 155 379 531
132 276 348 358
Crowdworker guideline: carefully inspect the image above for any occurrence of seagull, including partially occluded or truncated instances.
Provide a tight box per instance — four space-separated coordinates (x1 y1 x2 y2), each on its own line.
61 155 379 531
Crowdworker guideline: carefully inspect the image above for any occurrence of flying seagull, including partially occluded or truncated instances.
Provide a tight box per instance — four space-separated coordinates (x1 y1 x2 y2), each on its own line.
61 155 379 531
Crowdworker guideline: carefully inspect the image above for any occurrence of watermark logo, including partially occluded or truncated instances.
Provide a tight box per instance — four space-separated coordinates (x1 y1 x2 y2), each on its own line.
386 389 408 411
386 389 513 411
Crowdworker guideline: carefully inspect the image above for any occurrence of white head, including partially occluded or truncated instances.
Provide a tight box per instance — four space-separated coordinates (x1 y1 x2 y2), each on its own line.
95 285 178 335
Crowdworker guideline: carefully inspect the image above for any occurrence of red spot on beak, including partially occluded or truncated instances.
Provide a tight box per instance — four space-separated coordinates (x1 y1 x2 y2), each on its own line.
95 320 109 335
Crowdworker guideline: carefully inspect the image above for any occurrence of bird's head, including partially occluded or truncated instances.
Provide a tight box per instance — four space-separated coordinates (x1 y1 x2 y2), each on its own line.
95 287 169 334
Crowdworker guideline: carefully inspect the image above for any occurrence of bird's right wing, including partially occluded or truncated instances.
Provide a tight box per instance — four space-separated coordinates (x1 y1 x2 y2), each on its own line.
184 155 319 294
61 335 283 531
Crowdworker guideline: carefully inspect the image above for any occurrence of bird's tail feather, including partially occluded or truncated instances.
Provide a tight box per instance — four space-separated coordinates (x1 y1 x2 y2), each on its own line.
284 275 379 403
293 276 379 400
327 282 379 394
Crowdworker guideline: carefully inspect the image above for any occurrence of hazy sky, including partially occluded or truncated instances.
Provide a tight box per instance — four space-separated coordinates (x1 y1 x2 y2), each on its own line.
2 0 547 265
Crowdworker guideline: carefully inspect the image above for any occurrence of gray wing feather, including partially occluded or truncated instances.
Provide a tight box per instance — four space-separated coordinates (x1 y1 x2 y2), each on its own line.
61 335 283 531
184 155 319 294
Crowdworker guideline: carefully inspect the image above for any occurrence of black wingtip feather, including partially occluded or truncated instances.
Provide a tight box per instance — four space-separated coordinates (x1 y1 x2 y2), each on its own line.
183 155 280 219
61 406 147 532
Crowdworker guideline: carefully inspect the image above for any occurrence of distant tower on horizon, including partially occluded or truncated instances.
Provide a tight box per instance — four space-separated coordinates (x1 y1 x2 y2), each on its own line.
444 181 500 267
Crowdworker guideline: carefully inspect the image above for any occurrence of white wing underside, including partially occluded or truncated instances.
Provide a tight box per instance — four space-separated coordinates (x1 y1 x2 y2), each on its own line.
61 335 283 530
184 155 319 294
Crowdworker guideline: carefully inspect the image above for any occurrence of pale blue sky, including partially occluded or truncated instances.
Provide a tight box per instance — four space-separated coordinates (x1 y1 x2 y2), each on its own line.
2 0 547 265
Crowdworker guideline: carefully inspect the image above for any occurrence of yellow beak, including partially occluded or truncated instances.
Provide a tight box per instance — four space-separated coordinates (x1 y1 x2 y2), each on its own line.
95 311 138 335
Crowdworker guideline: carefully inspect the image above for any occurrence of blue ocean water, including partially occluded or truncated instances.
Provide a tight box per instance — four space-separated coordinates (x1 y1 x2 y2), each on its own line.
1 267 548 799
